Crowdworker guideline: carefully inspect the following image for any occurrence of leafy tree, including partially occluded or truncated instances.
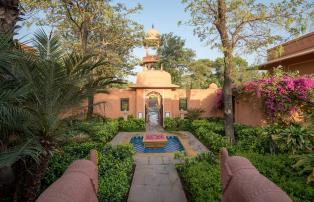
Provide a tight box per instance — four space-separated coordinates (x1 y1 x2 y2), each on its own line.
21 0 144 118
182 59 214 88
157 32 195 85
212 56 261 86
0 30 110 201
182 0 314 143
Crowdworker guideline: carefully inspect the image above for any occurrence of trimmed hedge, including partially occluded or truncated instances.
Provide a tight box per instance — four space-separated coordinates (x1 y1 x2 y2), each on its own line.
176 153 221 202
41 141 101 191
194 126 230 154
41 120 120 192
118 117 145 132
177 119 314 202
239 152 314 202
98 144 134 202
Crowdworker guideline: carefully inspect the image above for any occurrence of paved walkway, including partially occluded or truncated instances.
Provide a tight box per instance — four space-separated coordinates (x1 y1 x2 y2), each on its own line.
127 155 187 202
109 122 208 202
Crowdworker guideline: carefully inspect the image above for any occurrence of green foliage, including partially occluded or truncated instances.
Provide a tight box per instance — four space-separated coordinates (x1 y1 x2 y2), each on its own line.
194 127 230 154
293 153 314 183
68 120 119 143
234 125 268 153
177 154 221 202
180 119 314 201
191 119 224 135
186 108 205 120
175 118 192 131
98 144 134 202
271 124 313 154
182 59 214 89
41 120 119 191
157 32 195 85
118 117 145 132
21 0 144 77
41 141 100 191
239 152 314 202
164 117 178 131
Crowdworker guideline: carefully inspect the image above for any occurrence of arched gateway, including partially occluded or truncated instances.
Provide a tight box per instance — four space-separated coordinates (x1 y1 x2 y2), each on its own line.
145 91 163 126
81 26 221 127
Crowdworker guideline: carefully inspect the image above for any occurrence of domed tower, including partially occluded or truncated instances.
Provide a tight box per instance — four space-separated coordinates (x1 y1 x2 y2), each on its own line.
142 25 161 70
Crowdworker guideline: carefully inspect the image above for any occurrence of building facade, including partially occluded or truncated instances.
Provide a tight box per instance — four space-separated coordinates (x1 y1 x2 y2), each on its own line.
260 32 314 75
70 27 221 125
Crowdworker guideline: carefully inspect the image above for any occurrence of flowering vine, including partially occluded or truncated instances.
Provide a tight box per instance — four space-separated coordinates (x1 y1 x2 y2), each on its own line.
216 73 314 123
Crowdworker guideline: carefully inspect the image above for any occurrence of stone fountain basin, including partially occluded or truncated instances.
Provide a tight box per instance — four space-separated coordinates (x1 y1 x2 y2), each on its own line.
143 134 168 148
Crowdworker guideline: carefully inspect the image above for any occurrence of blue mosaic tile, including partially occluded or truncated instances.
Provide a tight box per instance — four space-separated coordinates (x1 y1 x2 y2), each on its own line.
130 136 184 153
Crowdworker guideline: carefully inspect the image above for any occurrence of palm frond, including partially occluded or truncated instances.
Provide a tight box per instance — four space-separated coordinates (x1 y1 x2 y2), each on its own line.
32 29 63 61
0 139 43 168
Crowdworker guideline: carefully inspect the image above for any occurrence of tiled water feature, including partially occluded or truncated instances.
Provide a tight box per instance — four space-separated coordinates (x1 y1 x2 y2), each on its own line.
130 136 184 153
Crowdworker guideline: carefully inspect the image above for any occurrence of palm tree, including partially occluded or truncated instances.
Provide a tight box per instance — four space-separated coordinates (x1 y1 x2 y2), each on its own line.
0 0 20 36
0 29 122 201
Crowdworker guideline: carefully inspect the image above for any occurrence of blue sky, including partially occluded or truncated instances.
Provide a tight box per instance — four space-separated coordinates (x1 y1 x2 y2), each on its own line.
120 0 224 60
17 0 305 81
19 0 223 60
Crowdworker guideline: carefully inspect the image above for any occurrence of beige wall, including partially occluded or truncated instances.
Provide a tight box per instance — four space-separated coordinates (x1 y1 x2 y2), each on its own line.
286 59 314 75
93 89 136 119
84 86 222 121
68 86 272 127
234 96 267 126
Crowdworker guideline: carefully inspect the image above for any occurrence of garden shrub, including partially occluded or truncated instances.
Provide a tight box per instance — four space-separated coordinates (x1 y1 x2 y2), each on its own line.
164 118 192 131
41 120 120 191
98 144 134 202
186 108 205 120
191 119 224 135
293 153 314 183
195 126 229 154
233 70 314 123
239 152 314 202
175 118 192 131
41 141 100 191
234 126 267 153
164 117 177 131
271 124 313 154
259 124 314 154
68 120 119 143
118 117 145 132
176 153 221 202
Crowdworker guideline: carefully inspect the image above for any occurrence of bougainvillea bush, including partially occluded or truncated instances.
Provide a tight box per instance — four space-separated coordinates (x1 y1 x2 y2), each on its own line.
217 69 314 123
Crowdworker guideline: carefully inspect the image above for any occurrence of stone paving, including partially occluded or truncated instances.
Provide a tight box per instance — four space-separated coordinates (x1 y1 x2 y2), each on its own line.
109 126 208 202
127 155 187 202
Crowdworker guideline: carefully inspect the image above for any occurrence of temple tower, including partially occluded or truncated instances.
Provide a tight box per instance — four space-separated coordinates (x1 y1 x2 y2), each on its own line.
142 25 161 70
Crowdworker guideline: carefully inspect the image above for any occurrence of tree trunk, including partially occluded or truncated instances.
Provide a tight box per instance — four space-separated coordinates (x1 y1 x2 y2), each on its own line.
22 151 51 202
0 0 20 37
223 52 235 144
80 20 94 120
217 0 235 144
87 94 94 120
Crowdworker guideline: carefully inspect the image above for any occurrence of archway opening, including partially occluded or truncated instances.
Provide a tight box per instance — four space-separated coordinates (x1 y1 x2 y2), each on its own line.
145 92 163 127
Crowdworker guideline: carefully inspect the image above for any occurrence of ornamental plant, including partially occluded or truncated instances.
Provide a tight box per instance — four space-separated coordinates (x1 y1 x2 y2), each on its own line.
219 68 314 124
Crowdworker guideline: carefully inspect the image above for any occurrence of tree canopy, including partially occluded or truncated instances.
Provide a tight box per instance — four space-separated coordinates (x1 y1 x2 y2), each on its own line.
182 0 314 143
157 32 195 85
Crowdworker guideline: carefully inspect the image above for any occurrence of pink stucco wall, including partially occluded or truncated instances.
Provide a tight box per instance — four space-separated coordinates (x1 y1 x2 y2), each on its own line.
66 84 269 127
79 85 222 121
234 96 267 126
93 89 136 119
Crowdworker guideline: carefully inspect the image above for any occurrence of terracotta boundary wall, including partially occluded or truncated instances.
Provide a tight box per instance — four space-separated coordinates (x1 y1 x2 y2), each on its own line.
234 95 267 126
65 87 271 127
220 148 292 202
36 150 98 202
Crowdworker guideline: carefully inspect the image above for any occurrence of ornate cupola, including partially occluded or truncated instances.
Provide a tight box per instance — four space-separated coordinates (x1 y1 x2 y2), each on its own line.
142 25 161 70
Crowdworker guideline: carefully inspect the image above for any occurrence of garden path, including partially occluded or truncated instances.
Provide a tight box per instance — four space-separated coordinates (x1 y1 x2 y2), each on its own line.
127 155 187 202
127 123 188 202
